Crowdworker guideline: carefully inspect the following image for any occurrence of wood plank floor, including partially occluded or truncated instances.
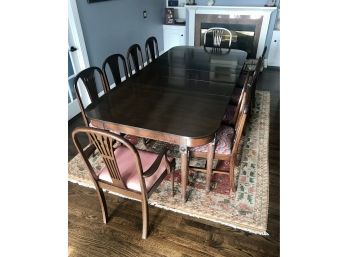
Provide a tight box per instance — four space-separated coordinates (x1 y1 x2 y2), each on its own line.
68 68 280 257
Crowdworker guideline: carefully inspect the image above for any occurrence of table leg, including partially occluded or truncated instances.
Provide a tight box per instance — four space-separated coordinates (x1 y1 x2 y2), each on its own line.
180 145 188 202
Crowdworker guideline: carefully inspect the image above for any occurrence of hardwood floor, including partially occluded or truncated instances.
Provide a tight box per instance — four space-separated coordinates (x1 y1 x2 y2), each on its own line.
68 68 280 257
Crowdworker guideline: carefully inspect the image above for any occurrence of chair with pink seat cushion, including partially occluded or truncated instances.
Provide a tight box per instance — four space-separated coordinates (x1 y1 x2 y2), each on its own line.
189 88 251 195
72 127 175 239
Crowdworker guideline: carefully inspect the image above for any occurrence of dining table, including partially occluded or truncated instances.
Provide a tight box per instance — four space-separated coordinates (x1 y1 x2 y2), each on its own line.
86 46 247 202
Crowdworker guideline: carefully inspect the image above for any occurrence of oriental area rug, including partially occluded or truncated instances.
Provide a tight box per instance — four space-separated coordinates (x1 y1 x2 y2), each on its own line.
68 90 270 235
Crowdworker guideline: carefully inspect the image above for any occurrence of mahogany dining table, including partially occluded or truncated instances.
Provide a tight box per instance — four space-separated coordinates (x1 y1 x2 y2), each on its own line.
86 46 247 202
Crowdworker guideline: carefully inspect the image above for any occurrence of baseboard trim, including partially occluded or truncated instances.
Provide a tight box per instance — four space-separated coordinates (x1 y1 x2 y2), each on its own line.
266 66 280 71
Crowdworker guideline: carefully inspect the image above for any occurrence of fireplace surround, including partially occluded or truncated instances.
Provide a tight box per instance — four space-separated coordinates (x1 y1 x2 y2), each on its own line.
186 5 277 61
195 14 263 58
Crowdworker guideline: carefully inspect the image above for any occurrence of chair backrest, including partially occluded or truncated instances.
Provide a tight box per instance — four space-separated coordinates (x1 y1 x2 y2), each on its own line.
258 45 267 73
246 59 261 110
72 127 147 193
254 56 263 83
126 44 145 76
102 54 129 88
74 67 110 127
232 70 251 125
204 27 232 48
231 87 250 160
145 36 159 64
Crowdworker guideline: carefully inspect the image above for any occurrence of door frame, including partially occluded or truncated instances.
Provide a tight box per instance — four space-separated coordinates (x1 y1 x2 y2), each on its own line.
68 0 90 120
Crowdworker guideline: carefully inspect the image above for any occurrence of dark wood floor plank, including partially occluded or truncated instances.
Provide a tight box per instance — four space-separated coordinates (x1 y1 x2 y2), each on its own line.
68 68 280 257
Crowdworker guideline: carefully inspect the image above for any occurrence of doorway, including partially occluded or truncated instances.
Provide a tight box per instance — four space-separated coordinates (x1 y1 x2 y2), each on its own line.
68 0 90 120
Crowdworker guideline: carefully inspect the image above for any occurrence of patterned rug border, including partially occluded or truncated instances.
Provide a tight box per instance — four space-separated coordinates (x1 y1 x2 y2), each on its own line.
68 178 269 235
68 90 270 236
256 90 270 235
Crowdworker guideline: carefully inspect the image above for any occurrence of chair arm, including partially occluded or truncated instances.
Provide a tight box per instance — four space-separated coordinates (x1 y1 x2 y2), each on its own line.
142 148 169 178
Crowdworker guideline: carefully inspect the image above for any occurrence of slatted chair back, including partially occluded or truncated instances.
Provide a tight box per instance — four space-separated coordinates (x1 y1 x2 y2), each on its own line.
233 87 251 145
145 36 159 64
232 70 251 125
126 44 145 76
72 127 147 193
204 27 232 48
74 67 110 127
72 126 175 239
102 54 129 88
247 57 262 108
231 87 250 161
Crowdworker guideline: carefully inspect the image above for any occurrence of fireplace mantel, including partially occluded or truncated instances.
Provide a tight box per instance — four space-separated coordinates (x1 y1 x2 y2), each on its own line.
186 5 277 12
186 5 277 58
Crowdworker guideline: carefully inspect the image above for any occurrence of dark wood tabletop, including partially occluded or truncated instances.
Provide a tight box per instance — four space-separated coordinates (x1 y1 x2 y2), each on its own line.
86 45 247 201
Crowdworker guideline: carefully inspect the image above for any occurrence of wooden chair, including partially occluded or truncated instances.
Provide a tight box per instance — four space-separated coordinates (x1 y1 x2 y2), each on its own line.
250 57 262 108
74 66 110 128
102 54 129 88
126 44 145 76
235 46 265 89
236 57 262 108
245 48 266 109
189 88 251 194
243 45 267 72
222 70 252 126
145 36 159 64
260 45 267 72
72 127 175 239
204 27 232 49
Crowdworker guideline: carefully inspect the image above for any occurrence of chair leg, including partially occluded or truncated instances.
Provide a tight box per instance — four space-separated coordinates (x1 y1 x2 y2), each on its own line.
236 155 241 166
180 146 189 202
171 170 174 197
205 142 214 193
166 158 175 197
96 188 108 224
141 199 149 239
229 160 236 195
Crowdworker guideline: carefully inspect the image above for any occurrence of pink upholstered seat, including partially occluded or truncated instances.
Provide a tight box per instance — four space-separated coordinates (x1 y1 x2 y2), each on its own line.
222 105 236 124
98 146 168 192
191 125 234 155
72 127 175 239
